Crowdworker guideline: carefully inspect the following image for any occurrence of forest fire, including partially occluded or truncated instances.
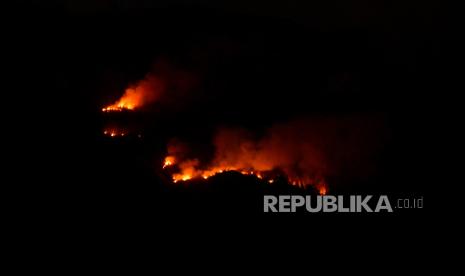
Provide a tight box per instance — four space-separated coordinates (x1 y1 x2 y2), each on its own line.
161 154 329 194
101 68 381 197
102 88 139 112
158 121 354 194
102 74 166 113
100 102 381 196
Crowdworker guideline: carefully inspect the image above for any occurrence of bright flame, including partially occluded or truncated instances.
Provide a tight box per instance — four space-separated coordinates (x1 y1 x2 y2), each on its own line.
173 174 192 183
172 173 193 183
162 155 328 191
102 75 165 112
102 87 143 112
163 156 176 169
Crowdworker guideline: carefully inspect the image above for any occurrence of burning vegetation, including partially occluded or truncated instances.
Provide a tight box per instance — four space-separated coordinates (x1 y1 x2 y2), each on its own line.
102 60 197 114
100 58 386 195
158 117 385 195
162 157 328 195
101 76 384 193
102 74 165 112
158 124 330 194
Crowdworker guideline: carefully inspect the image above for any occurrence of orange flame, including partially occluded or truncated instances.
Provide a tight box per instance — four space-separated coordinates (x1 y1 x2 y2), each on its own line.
102 88 140 112
102 75 165 112
162 155 328 192
163 156 176 169
315 179 328 195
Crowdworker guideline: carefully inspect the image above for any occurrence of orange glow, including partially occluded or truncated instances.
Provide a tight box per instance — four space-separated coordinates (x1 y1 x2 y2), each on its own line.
163 156 176 169
160 123 334 190
161 155 328 191
102 106 131 112
173 173 192 183
102 75 165 112
102 87 143 112
103 128 126 138
319 186 327 195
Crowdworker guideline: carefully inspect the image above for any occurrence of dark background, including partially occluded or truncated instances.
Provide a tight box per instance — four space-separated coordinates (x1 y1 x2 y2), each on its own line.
8 0 462 239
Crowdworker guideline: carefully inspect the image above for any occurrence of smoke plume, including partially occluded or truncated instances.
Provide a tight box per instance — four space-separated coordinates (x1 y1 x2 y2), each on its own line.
165 115 388 190
103 59 197 111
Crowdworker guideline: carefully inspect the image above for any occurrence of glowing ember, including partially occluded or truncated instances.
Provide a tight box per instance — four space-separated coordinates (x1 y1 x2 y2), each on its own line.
103 128 127 138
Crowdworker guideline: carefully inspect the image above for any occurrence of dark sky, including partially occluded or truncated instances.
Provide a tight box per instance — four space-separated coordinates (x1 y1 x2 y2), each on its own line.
27 0 446 31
